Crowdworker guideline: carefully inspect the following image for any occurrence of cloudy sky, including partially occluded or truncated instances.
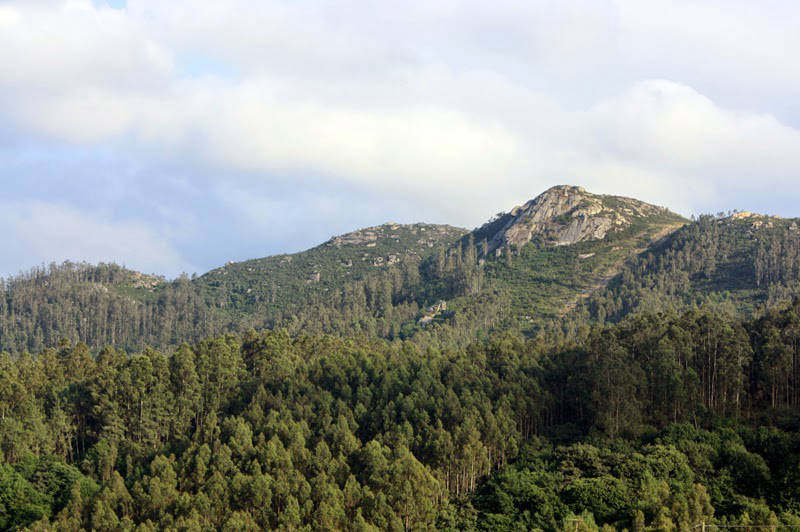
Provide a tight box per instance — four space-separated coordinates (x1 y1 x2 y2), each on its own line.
1 0 799 277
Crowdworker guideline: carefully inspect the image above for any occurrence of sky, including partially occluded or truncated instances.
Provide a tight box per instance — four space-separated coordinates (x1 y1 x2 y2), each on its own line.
2 0 800 277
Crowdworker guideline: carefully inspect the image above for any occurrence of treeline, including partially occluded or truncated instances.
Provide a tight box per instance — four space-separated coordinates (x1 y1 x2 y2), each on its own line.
6 301 800 529
0 262 219 353
0 239 493 355
6 214 800 356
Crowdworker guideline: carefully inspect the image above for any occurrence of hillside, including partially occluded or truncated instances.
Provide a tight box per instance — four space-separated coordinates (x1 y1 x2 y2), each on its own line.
0 224 467 353
196 222 466 320
457 185 688 334
575 211 800 325
6 186 800 353
0 262 216 353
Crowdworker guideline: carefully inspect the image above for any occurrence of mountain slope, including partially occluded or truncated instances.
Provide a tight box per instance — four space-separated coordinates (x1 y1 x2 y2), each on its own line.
458 185 687 333
0 262 216 353
473 185 679 254
196 222 466 320
576 212 800 325
6 185 800 353
0 224 467 353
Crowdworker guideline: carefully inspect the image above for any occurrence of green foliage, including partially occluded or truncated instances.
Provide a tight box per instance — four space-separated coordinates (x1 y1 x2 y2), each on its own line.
2 302 800 528
8 207 800 529
0 456 97 530
580 214 800 326
0 224 468 353
0 464 51 529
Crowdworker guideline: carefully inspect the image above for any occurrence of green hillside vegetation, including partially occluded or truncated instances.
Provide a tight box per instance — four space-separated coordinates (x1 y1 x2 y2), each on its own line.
0 225 467 354
0 262 221 354
577 213 800 327
481 223 686 334
5 301 800 529
453 190 686 334
7 187 800 529
6 200 800 357
196 223 467 320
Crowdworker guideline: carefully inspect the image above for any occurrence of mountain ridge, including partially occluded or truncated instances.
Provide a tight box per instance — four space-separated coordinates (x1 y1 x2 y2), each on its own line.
3 185 800 353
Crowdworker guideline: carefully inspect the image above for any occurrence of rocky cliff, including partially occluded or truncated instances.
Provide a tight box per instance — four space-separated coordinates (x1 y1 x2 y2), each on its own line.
475 185 678 255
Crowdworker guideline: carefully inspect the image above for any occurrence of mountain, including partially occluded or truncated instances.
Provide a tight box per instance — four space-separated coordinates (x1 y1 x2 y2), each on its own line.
195 222 467 319
460 185 687 333
192 185 689 340
472 185 678 253
4 185 800 353
0 223 467 353
10 186 800 531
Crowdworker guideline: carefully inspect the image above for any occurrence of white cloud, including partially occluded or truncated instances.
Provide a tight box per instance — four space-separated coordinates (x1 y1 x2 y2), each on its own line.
2 0 800 273
0 2 171 92
0 6 21 26
570 79 800 215
0 1 523 190
615 1 800 107
590 80 800 174
196 84 521 188
0 201 193 277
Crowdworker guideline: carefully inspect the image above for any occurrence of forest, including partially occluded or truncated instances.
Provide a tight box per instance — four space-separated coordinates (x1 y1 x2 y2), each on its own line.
5 299 800 529
2 0 795 525
6 209 800 530
0 238 493 355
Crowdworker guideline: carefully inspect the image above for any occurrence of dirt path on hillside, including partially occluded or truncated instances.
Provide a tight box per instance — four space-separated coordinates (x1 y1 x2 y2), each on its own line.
558 223 685 317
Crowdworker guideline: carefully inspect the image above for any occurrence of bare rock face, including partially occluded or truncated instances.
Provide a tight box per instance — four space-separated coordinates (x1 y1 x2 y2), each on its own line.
331 230 379 247
481 185 668 254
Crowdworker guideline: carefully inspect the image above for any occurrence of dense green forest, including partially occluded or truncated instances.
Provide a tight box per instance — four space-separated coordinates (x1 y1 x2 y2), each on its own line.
6 189 800 530
5 300 800 529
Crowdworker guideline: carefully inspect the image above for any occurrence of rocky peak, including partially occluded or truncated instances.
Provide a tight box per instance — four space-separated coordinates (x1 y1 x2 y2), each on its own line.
477 185 672 255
